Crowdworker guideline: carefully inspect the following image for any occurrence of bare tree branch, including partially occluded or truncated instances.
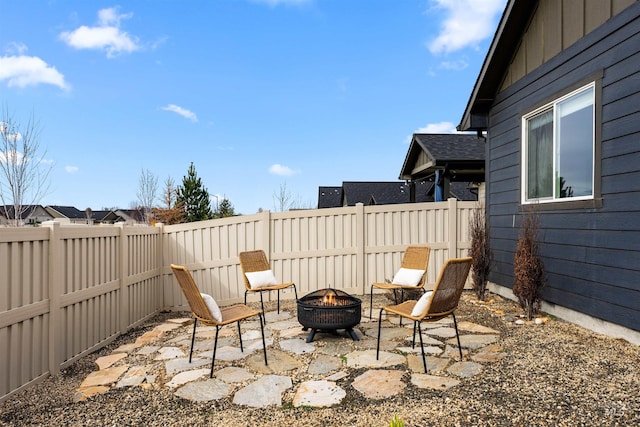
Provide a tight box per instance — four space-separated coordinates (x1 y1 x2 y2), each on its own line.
0 108 52 226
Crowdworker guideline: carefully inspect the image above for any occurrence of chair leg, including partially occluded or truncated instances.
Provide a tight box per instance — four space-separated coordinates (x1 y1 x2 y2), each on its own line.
244 290 248 305
369 286 374 319
189 318 197 363
418 321 427 373
210 326 220 378
376 308 384 360
277 289 281 313
259 312 268 366
238 321 244 352
412 321 417 348
452 312 463 361
293 284 298 301
259 292 265 316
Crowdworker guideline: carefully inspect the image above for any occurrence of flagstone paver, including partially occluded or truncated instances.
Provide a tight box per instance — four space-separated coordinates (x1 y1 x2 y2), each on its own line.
80 365 130 388
407 355 450 373
116 366 149 388
155 346 185 360
73 386 110 402
175 378 232 402
279 338 316 354
95 353 127 370
346 350 405 369
233 375 293 407
424 327 458 338
136 346 161 355
457 321 500 334
293 380 346 407
308 354 343 375
471 344 506 363
264 311 293 322
447 334 499 349
447 361 483 377
397 345 443 355
215 367 256 383
325 370 349 381
166 368 210 388
165 357 210 375
352 370 406 399
317 341 353 355
411 373 460 390
245 349 302 374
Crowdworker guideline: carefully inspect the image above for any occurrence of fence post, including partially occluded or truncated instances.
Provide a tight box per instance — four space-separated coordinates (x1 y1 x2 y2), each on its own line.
44 221 62 375
155 223 165 311
117 223 129 333
259 209 271 258
448 198 459 258
356 203 365 294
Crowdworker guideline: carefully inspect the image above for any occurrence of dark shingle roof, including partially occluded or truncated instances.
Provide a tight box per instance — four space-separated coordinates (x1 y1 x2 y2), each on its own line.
342 181 410 206
412 133 485 161
318 187 343 208
399 133 485 182
46 205 87 219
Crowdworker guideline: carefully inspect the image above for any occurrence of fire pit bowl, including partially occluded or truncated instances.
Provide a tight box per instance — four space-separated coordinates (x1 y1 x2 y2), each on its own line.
297 288 361 343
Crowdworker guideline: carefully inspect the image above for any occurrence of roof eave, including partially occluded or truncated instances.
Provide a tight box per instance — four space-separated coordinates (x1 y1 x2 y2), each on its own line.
457 0 538 132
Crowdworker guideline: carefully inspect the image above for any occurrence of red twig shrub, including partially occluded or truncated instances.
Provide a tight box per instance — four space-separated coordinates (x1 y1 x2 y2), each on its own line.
469 205 492 301
512 211 546 319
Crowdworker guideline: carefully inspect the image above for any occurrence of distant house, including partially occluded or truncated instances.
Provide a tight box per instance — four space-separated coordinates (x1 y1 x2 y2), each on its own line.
103 209 146 225
398 133 485 202
458 0 640 340
0 205 53 226
318 179 476 209
46 205 93 224
45 206 146 225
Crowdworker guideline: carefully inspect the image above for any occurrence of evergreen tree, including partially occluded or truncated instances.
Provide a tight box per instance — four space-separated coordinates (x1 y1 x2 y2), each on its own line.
214 197 236 218
176 162 213 222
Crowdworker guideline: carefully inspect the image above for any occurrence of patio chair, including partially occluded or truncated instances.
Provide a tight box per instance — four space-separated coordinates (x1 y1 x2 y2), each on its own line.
170 264 268 378
376 257 472 373
369 245 431 319
239 250 297 314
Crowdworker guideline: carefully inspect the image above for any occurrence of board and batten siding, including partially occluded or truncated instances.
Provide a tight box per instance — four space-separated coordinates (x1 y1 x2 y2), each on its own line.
486 2 640 331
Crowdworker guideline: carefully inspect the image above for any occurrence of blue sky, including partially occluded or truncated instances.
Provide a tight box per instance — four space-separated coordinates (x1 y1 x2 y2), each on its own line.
0 0 505 215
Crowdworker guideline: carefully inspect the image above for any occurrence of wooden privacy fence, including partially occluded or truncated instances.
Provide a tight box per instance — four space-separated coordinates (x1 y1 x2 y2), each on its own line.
0 199 475 402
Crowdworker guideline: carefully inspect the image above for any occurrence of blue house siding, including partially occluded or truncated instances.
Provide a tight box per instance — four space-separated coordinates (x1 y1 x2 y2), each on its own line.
485 3 640 331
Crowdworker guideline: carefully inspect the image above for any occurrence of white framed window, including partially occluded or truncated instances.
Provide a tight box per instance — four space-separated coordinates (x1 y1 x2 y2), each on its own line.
522 83 595 204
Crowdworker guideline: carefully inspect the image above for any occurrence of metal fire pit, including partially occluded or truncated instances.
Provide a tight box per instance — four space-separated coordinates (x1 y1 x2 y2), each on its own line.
297 288 361 343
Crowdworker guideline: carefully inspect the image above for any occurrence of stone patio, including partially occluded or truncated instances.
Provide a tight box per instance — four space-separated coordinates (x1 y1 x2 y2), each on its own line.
74 303 504 408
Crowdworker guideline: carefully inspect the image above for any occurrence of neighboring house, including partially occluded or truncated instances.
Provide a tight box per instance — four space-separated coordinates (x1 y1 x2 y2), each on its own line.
318 179 478 209
458 0 640 339
399 133 485 202
111 209 146 225
45 206 146 225
46 205 93 224
0 205 53 226
318 181 431 208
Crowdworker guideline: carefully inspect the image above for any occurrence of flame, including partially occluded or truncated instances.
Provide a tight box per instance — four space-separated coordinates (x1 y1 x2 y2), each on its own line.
322 292 337 306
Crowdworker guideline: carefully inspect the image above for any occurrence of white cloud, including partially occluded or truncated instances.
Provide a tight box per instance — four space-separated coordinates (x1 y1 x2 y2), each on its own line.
0 55 68 89
6 42 28 55
161 104 198 122
269 164 299 176
418 121 458 134
428 0 505 54
59 7 140 58
439 58 469 71
65 166 79 173
405 121 458 143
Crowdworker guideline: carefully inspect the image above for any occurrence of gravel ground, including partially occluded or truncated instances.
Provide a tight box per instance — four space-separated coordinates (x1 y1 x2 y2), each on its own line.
1 291 639 426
